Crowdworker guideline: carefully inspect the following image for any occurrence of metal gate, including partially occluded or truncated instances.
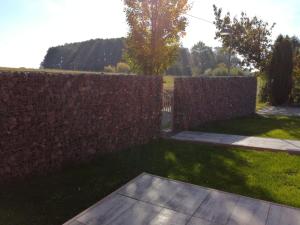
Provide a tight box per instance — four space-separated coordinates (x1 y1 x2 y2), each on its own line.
161 90 173 130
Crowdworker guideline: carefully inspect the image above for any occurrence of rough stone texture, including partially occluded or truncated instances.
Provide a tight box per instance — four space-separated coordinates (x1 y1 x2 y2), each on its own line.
0 72 162 182
173 76 257 130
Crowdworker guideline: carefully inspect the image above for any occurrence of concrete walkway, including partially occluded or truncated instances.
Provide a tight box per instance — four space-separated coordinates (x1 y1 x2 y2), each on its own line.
64 173 300 225
258 106 300 117
171 131 300 154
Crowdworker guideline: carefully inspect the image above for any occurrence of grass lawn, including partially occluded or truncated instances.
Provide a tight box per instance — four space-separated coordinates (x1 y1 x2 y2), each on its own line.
1 139 300 225
194 114 300 140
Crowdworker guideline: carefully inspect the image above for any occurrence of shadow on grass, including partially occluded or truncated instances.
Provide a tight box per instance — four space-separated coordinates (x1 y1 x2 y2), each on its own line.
193 114 300 140
1 139 300 225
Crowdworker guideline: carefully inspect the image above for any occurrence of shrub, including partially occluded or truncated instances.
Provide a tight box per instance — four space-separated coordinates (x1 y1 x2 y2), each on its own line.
230 67 244 76
291 72 300 104
116 62 130 73
204 68 213 76
104 65 116 73
212 63 228 76
203 64 245 76
257 72 269 103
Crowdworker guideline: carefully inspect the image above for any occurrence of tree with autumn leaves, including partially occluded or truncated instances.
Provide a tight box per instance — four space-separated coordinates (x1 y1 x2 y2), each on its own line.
124 0 190 75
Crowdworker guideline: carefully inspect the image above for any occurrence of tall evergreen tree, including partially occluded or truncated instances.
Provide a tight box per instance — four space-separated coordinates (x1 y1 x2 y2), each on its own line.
290 36 300 103
268 35 294 105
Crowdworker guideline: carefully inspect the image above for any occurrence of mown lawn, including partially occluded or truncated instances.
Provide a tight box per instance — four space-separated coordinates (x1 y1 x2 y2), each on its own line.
1 139 300 225
194 115 300 140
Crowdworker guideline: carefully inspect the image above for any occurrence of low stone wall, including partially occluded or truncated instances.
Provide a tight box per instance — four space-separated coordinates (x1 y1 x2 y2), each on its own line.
173 76 257 130
0 72 162 182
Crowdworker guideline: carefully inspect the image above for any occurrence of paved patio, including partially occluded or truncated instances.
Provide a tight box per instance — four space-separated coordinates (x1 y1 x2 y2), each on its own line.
171 131 300 154
64 173 300 225
258 106 300 117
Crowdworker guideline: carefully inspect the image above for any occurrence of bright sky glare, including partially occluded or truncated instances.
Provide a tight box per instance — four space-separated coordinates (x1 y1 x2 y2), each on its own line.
0 0 299 68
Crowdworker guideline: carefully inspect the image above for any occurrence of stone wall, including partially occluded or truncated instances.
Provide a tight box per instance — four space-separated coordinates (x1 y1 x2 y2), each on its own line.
0 72 162 182
173 76 257 130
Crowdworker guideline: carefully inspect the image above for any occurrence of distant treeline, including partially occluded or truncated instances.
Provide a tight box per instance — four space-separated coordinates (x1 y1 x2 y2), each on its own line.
41 38 125 72
41 38 243 76
41 38 194 75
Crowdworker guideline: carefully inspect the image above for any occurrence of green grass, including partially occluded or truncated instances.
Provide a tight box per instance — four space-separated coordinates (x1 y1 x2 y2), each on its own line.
194 115 300 140
1 139 300 225
256 101 269 111
163 76 174 90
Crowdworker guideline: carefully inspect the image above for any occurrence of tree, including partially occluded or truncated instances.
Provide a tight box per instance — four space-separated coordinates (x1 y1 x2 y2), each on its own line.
167 47 192 76
190 42 242 76
268 35 294 105
291 36 300 71
295 48 300 73
291 36 300 103
124 0 190 75
213 5 275 71
41 38 125 71
214 47 240 67
191 41 216 75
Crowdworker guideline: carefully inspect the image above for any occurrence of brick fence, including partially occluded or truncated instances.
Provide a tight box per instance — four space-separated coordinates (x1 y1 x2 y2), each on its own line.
173 76 257 130
0 72 162 182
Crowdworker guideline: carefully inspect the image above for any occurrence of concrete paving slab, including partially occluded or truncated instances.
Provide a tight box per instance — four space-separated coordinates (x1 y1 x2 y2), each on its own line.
64 173 300 225
188 217 220 225
267 204 300 225
163 183 210 215
118 173 183 207
193 191 239 225
75 194 137 225
171 131 300 153
103 201 162 225
226 197 270 225
148 208 190 225
258 106 300 117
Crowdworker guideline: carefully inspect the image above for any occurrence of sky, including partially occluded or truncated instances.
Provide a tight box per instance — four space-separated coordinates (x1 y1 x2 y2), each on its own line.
0 0 299 68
